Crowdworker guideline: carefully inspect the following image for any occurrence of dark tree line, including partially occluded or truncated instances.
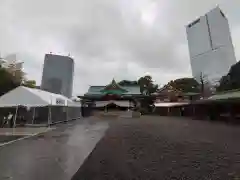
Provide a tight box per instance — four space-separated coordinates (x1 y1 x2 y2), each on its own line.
0 66 36 96
0 68 20 96
216 61 240 92
166 77 200 93
118 75 158 95
118 75 158 113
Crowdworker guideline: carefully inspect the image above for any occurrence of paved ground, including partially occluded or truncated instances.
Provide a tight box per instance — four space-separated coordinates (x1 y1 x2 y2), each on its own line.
0 118 108 180
1 116 240 180
72 116 240 180
0 127 51 136
0 135 24 144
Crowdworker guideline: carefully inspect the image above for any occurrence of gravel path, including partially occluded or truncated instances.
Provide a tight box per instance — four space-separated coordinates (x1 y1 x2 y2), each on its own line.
72 116 240 180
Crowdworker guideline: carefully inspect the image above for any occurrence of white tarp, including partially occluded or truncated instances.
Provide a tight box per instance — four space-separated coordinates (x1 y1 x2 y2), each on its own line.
154 102 189 107
67 101 82 107
114 101 132 107
95 101 110 107
0 86 78 107
95 100 132 107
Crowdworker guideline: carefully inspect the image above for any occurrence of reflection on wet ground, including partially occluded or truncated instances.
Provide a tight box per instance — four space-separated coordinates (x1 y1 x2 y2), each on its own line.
0 118 109 180
0 135 25 144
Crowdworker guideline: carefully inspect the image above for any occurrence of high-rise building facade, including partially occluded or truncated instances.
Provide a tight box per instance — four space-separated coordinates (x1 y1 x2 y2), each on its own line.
186 7 236 83
41 54 74 98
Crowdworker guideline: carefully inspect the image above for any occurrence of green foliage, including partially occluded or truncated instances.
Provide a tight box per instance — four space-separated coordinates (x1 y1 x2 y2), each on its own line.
139 96 156 114
22 80 36 88
118 76 158 95
0 66 37 96
0 68 20 96
137 75 158 95
119 76 158 113
217 61 240 92
118 80 138 86
167 78 200 93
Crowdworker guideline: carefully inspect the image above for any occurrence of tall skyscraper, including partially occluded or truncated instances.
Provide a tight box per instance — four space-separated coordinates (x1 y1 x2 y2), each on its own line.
41 54 74 98
186 7 236 83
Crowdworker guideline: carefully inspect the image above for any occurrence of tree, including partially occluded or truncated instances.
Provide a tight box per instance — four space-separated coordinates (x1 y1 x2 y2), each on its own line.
3 60 25 84
137 75 158 113
137 75 158 95
22 80 36 88
216 61 240 92
0 67 21 96
197 72 216 97
199 72 209 97
118 80 138 86
138 96 156 114
167 77 200 93
216 75 231 92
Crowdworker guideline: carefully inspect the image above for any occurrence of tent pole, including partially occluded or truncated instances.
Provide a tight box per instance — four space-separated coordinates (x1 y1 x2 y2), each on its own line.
47 106 49 125
14 106 18 128
80 106 81 117
48 106 52 126
32 107 35 124
66 105 68 121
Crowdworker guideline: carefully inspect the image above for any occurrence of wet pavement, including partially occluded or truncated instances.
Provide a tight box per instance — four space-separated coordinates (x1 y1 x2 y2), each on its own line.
0 127 51 136
2 116 240 180
0 118 109 180
0 135 25 144
72 116 240 180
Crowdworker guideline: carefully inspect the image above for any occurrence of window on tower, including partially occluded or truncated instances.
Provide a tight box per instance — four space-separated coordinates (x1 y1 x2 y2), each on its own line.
220 10 226 18
188 18 200 28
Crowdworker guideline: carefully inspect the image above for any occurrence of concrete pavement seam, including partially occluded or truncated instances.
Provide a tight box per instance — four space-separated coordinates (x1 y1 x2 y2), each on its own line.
0 128 53 148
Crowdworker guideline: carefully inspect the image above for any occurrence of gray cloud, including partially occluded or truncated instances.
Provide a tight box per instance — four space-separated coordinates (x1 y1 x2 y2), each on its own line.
0 0 239 95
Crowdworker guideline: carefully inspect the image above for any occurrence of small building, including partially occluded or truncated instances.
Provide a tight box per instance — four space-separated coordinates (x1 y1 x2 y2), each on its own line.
78 79 145 115
154 84 201 102
153 102 191 116
193 89 240 122
152 85 201 117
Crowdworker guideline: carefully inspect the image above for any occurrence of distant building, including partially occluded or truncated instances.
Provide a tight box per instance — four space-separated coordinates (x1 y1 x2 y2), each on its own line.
186 7 236 83
41 54 74 98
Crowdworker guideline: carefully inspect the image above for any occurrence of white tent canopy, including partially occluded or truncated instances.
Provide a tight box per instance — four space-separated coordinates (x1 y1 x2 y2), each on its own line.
0 86 80 107
154 102 189 107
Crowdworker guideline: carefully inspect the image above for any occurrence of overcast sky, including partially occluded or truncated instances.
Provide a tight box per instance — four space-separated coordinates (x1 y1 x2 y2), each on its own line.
0 0 240 95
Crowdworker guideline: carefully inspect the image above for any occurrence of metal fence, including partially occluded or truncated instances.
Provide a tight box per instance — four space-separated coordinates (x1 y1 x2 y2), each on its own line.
32 106 81 124
0 105 81 127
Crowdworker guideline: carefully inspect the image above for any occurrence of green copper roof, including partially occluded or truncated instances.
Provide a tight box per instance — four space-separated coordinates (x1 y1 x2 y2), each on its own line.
100 79 128 93
85 85 141 96
208 90 240 100
101 90 126 95
84 78 141 96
